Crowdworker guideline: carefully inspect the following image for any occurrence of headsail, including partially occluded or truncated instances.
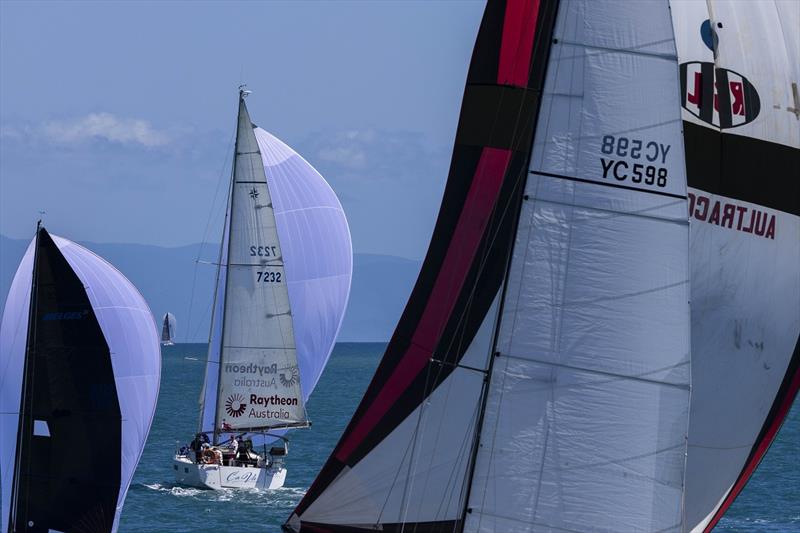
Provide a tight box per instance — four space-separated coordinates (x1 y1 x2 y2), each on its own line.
0 228 161 533
669 2 800 530
286 1 691 531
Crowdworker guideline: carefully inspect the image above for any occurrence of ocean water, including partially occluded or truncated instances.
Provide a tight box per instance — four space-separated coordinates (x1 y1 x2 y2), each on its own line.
119 343 799 532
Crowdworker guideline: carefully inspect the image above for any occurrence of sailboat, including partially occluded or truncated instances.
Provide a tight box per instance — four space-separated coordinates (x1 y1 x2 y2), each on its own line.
160 312 176 346
0 224 161 533
174 89 352 491
285 0 798 531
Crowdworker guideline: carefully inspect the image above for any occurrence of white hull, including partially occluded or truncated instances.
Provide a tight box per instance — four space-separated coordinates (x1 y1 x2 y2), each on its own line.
161 341 174 346
173 456 286 490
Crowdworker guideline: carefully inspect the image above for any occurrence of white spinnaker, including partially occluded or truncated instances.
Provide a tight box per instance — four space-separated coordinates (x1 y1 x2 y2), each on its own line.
465 2 691 532
669 1 800 530
254 127 353 409
298 295 500 528
0 240 34 533
215 98 306 432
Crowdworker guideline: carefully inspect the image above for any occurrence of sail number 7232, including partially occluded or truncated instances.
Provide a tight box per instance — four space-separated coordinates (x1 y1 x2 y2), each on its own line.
256 271 282 283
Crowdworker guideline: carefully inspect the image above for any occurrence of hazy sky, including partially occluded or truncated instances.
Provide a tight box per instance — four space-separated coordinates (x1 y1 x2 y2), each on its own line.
0 0 484 260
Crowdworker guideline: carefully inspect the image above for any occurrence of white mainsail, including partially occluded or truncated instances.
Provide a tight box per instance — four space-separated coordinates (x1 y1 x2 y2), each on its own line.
209 93 307 436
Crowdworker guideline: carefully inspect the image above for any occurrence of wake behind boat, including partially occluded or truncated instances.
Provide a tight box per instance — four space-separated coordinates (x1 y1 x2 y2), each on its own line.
175 87 352 491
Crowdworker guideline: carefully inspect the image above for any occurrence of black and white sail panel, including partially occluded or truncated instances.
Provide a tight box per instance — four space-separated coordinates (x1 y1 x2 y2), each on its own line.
670 1 800 530
0 229 161 533
465 1 691 531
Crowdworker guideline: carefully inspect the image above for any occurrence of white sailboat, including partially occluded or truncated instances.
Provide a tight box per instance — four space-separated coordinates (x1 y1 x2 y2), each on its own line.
160 312 176 346
175 88 352 490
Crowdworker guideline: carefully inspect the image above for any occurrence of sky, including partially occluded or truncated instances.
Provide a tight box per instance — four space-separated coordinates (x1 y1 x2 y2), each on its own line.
0 0 485 260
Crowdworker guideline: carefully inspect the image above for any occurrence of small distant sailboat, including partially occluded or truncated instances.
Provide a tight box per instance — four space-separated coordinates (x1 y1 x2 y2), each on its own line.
0 224 161 533
160 312 176 346
174 88 352 490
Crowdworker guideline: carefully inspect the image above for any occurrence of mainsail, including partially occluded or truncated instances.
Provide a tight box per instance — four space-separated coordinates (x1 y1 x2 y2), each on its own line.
213 92 306 435
669 2 800 531
198 92 352 442
161 312 176 344
286 1 692 531
0 227 161 533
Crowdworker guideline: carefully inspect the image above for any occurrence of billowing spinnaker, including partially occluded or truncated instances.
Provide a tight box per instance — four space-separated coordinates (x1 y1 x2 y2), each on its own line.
465 1 690 530
670 1 800 530
214 98 306 432
0 229 161 533
254 127 352 404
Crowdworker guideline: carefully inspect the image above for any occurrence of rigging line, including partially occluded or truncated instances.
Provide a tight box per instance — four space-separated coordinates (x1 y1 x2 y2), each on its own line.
435 397 484 523
430 358 487 375
185 127 236 343
499 351 691 390
397 362 436 532
553 38 678 61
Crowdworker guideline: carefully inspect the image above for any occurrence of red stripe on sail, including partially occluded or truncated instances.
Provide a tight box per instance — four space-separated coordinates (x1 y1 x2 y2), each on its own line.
498 0 540 86
704 361 800 531
335 147 512 462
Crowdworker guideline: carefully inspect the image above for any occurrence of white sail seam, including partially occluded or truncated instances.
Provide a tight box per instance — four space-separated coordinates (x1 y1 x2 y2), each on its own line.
498 352 690 390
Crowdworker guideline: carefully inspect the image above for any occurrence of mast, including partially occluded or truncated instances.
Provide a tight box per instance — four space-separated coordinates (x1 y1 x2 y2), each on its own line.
8 222 42 533
210 90 242 445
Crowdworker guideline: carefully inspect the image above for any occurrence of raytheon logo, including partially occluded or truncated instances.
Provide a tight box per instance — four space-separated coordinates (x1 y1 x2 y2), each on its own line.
224 393 247 418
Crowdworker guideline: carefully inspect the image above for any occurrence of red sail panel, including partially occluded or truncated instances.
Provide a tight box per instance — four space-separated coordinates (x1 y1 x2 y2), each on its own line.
498 0 539 86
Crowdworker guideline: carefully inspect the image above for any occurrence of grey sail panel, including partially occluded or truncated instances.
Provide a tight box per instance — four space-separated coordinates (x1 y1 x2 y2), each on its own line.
465 1 691 531
215 96 306 433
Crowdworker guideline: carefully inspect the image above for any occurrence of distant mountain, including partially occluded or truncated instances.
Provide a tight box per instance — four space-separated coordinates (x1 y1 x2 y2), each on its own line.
0 234 421 343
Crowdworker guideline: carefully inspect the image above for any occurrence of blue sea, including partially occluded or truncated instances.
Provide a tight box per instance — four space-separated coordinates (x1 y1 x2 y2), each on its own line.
119 343 799 532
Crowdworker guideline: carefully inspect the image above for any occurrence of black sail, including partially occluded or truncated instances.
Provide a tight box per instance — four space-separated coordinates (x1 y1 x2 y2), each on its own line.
9 228 121 533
